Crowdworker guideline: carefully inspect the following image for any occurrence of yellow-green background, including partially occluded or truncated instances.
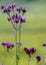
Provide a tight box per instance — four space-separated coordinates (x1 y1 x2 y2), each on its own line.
0 0 46 65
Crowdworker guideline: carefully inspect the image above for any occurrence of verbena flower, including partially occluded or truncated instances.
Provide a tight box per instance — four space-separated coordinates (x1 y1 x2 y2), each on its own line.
36 55 41 63
16 7 27 14
1 5 5 9
16 7 22 13
1 3 16 13
11 3 16 8
24 48 36 57
1 42 14 52
12 14 19 23
14 18 19 23
20 17 26 23
30 48 36 54
21 7 27 14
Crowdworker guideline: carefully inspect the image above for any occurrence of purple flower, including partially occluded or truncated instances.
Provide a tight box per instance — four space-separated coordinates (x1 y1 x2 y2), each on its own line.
12 14 19 23
14 18 19 23
20 17 26 23
22 7 27 14
24 48 36 57
24 48 31 57
1 42 8 47
30 48 36 54
7 4 12 9
2 7 11 13
42 43 46 47
12 14 16 20
36 55 41 63
2 8 7 13
1 4 16 13
16 7 22 13
16 6 27 14
1 42 14 52
11 3 16 8
1 5 5 9
6 6 11 12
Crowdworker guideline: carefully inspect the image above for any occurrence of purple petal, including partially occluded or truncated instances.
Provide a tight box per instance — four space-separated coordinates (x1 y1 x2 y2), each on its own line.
20 17 26 23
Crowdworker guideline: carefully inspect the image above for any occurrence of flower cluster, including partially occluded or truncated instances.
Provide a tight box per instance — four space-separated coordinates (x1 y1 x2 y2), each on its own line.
1 42 14 52
36 55 41 63
12 14 26 24
1 3 27 26
1 3 16 13
24 48 36 57
16 7 27 14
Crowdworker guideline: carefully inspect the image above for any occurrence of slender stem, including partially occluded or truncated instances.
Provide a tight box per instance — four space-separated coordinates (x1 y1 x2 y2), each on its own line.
7 12 16 30
15 24 18 65
19 23 21 43
28 57 31 65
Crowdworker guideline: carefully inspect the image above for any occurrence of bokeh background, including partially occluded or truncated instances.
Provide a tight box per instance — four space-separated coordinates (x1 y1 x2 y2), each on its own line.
0 0 46 65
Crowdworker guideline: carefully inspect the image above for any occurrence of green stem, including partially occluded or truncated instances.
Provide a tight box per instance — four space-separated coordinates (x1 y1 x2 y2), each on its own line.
19 23 21 43
28 57 31 65
15 24 18 65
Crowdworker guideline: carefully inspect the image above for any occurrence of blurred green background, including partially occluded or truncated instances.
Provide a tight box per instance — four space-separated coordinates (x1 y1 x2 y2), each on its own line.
0 0 46 65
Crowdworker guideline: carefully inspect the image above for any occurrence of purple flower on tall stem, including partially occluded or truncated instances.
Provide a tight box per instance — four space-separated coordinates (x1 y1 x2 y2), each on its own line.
36 55 41 63
1 3 27 65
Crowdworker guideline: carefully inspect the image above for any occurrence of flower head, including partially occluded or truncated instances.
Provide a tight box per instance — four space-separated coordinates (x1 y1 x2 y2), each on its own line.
1 42 14 52
11 3 16 8
36 55 41 63
30 48 36 54
24 48 31 57
20 17 26 23
24 47 36 57
21 7 27 14
14 18 19 23
1 5 5 9
16 7 22 13
16 6 27 14
12 14 19 23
